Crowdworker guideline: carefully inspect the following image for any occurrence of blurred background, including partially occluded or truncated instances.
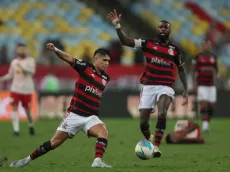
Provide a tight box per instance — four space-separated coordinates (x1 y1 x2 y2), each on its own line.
0 0 230 120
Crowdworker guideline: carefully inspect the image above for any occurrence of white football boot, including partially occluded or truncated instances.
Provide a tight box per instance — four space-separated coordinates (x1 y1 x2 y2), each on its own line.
10 156 31 167
202 121 210 132
148 135 161 158
91 157 112 168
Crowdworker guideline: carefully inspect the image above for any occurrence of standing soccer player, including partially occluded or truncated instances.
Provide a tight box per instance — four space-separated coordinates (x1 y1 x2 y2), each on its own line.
192 40 218 132
0 43 36 136
108 9 188 157
9 43 112 168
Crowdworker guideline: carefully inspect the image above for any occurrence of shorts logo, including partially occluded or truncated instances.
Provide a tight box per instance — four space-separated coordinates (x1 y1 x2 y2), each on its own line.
168 49 174 56
62 122 68 129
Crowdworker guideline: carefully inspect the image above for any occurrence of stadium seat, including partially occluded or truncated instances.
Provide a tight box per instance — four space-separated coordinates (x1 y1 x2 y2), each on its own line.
130 0 216 57
0 0 128 61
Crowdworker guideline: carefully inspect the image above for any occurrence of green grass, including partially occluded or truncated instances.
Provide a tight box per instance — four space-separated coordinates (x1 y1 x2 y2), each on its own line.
0 118 230 172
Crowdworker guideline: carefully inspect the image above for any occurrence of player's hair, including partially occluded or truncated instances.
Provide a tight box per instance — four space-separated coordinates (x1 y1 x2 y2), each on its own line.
158 20 171 27
93 48 110 57
17 43 26 47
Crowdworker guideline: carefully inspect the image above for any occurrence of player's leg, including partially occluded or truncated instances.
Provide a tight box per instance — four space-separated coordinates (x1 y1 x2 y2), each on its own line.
197 86 210 131
153 94 172 157
10 130 69 167
139 109 152 141
204 86 216 131
10 112 78 168
138 86 156 141
10 92 20 136
200 101 209 131
22 94 35 135
84 116 111 168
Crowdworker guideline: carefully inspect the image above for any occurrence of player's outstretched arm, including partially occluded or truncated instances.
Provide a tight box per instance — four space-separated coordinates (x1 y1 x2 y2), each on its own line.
46 43 72 64
108 9 135 47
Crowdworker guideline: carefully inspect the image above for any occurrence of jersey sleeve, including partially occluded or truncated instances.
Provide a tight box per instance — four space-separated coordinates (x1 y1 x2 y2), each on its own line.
70 57 87 73
133 39 148 49
174 49 185 66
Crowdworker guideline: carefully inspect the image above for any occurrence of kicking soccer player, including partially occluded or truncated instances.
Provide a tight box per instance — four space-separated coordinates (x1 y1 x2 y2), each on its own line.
108 9 188 157
0 43 36 136
9 43 112 168
165 120 205 144
192 40 219 132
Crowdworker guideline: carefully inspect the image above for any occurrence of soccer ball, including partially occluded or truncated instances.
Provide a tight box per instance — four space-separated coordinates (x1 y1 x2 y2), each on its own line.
135 140 154 160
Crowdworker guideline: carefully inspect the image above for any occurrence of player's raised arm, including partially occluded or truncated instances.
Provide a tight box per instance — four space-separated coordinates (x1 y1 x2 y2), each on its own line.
107 9 135 47
46 43 72 64
0 63 13 82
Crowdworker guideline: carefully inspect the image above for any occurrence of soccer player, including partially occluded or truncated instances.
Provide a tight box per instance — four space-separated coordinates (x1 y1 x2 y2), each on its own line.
192 40 218 132
108 9 188 157
9 43 112 168
0 43 36 136
165 120 205 144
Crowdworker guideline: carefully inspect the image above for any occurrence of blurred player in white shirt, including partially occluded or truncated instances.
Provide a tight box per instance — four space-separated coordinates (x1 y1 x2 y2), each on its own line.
0 43 36 136
165 120 205 144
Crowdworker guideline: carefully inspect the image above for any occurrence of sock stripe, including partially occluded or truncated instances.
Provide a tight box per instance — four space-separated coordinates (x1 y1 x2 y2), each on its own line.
96 143 104 149
95 138 108 158
96 147 105 151
96 149 104 154
154 117 166 147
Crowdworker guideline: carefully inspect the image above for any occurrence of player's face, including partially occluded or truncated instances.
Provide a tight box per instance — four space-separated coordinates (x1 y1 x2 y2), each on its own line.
95 55 110 71
16 46 27 58
202 40 211 52
157 22 171 40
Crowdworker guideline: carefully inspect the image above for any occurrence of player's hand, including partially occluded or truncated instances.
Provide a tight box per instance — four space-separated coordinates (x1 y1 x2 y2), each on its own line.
181 90 188 106
107 9 122 25
46 43 56 51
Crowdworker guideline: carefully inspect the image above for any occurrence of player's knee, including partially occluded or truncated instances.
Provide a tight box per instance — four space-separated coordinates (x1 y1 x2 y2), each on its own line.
158 109 167 118
97 128 108 139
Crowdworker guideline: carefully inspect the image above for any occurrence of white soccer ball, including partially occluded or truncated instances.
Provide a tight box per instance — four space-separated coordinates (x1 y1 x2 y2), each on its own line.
135 140 154 160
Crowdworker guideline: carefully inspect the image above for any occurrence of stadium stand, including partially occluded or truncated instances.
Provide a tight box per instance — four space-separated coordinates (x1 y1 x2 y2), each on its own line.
0 0 134 62
130 0 211 56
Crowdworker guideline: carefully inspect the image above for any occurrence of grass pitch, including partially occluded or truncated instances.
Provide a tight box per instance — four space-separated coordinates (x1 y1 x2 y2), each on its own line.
0 118 230 172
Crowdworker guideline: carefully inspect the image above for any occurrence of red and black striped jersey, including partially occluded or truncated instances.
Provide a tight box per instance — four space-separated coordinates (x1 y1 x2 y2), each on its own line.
192 53 218 86
67 58 110 117
133 38 184 87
